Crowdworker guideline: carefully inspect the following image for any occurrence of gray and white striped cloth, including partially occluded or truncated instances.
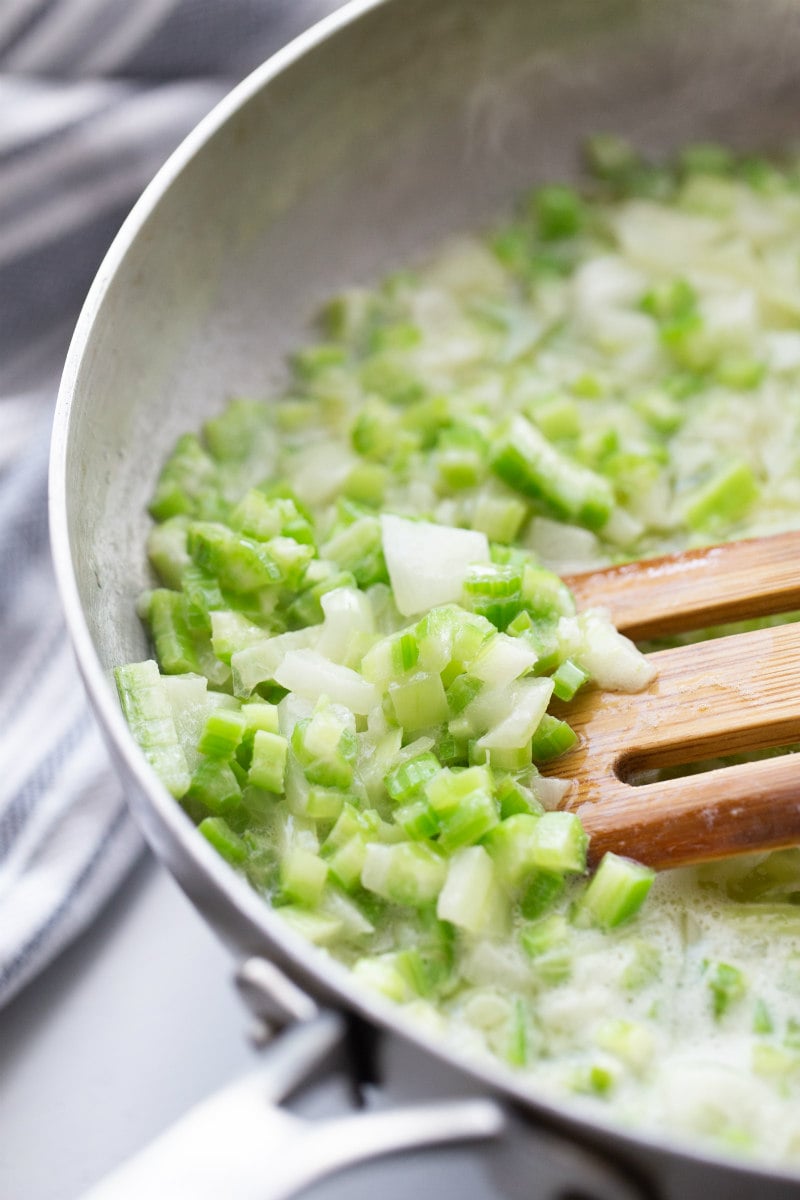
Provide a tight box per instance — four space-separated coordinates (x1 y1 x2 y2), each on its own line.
0 0 341 1008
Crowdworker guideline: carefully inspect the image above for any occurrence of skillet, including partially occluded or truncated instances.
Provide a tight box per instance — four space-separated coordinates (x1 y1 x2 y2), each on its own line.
50 0 800 1195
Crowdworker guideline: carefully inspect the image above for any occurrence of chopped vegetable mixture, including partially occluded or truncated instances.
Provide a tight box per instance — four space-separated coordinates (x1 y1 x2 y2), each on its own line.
119 139 800 1166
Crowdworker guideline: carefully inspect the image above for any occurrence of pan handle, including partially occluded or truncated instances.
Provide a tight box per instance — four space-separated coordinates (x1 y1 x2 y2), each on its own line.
77 1011 504 1200
77 971 651 1200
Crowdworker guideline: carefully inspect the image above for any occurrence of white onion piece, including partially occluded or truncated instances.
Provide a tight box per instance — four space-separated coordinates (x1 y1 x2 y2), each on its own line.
274 649 378 715
380 514 489 617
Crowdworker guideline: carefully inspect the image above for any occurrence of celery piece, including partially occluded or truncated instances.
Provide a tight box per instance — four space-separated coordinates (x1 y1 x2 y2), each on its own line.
570 1064 617 1097
326 834 369 891
520 869 566 918
188 522 283 593
321 516 387 588
551 659 589 702
753 998 774 1035
426 764 493 815
198 708 247 760
241 701 280 737
577 853 654 929
210 611 267 665
438 788 500 852
683 460 759 531
436 425 487 490
394 798 440 840
115 661 190 798
231 491 314 546
532 184 584 240
280 847 329 906
595 1019 654 1075
622 940 661 990
391 631 420 674
531 714 579 762
384 752 441 803
496 775 543 819
289 568 358 629
532 396 581 441
708 962 747 1019
484 813 542 889
463 563 524 630
291 711 356 789
181 565 224 635
361 842 447 907
278 905 343 946
530 811 588 874
488 745 533 773
491 415 615 531
521 565 576 621
304 786 347 821
147 517 191 590
446 674 484 716
186 759 242 817
520 914 573 983
506 999 531 1068
248 730 288 794
146 589 201 675
203 398 271 462
714 353 765 391
471 492 527 543
149 433 222 522
342 462 389 507
389 672 450 731
199 816 248 865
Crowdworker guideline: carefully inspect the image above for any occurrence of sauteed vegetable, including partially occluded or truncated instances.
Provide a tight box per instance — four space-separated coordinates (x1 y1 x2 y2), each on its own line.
118 139 800 1164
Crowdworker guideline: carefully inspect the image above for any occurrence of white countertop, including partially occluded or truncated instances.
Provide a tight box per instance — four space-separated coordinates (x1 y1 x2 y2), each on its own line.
0 849 499 1200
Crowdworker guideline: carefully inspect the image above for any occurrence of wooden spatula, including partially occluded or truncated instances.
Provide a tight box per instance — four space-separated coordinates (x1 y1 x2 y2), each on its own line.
552 530 800 870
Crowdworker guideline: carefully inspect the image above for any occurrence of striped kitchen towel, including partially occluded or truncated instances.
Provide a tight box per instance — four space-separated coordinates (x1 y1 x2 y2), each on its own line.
0 0 342 1009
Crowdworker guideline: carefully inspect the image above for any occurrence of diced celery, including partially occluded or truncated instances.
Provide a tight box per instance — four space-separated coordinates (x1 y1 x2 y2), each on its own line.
437 788 500 852
707 962 747 1019
280 847 328 906
471 491 527 543
277 906 343 946
361 842 447 906
199 816 248 865
115 660 190 798
291 709 356 789
326 834 369 892
483 814 542 889
210 611 267 664
394 799 440 840
248 730 288 794
187 522 284 593
186 759 242 817
462 563 524 630
426 764 493 815
529 811 588 874
683 460 760 531
384 752 441 803
147 517 191 590
389 672 449 731
576 852 654 928
531 714 578 762
496 775 543 819
532 184 584 240
491 415 615 531
146 589 201 675
198 708 247 760
551 659 589 702
520 869 566 918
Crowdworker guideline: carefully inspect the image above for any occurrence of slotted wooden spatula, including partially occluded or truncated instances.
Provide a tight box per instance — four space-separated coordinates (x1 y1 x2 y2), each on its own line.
552 530 800 870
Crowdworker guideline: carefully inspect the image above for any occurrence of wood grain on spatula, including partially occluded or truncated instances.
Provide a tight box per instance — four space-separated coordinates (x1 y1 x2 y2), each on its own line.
550 531 800 870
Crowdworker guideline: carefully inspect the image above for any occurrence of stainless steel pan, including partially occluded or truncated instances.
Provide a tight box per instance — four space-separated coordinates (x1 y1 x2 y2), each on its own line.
50 1 800 1196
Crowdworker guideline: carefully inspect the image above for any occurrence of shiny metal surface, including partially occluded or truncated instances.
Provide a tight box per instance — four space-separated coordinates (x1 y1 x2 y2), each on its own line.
50 0 800 1195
